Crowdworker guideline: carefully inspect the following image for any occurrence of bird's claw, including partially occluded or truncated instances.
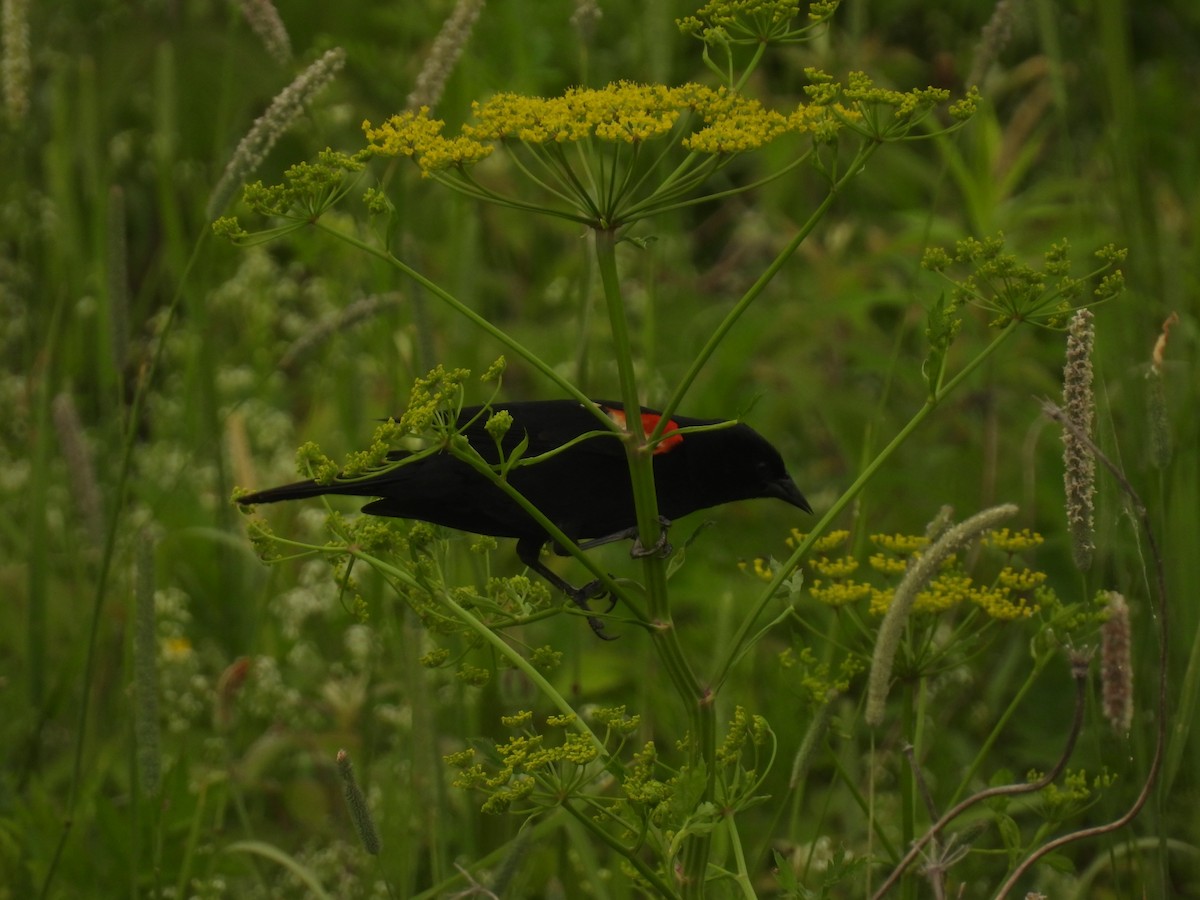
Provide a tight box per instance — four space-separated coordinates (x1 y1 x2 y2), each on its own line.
571 578 619 640
586 615 617 640
630 516 673 559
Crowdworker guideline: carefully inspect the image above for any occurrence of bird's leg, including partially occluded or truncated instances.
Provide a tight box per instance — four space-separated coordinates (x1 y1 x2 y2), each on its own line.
571 516 674 559
516 538 616 640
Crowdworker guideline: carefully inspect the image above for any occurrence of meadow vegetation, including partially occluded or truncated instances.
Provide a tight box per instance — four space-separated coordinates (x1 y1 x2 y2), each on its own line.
3 0 1197 896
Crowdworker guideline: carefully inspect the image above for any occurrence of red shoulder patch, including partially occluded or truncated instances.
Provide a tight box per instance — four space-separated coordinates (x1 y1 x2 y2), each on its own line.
601 406 684 455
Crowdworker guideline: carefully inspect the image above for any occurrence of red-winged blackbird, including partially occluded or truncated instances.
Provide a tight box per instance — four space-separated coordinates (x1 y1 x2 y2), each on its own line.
239 400 810 635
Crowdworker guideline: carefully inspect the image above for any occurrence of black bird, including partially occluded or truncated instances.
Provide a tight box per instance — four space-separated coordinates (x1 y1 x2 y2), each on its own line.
238 400 810 635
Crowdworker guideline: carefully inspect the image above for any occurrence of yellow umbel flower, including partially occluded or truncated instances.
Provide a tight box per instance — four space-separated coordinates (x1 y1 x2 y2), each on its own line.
868 552 909 575
678 84 790 153
811 555 859 578
788 528 849 552
364 108 494 175
870 533 930 554
913 571 972 612
466 83 681 144
738 557 775 582
678 1 839 45
997 566 1046 592
971 585 1038 620
363 79 853 227
810 579 872 607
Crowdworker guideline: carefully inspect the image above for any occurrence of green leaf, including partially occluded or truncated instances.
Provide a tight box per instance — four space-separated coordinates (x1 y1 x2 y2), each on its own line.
994 813 1022 863
501 432 530 477
923 291 958 395
772 850 802 893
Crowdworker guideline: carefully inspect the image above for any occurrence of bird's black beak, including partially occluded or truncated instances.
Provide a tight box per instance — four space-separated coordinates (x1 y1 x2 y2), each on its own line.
770 477 812 514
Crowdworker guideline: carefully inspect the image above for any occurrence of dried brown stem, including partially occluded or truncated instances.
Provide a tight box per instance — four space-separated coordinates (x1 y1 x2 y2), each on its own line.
872 657 1088 898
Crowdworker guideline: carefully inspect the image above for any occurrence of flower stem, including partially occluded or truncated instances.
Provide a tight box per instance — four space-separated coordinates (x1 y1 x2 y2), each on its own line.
592 227 714 895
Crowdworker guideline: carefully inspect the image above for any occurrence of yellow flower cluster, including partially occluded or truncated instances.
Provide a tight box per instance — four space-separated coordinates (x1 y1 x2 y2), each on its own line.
916 571 974 612
871 532 930 554
811 579 872 607
398 363 471 432
469 82 683 143
1039 768 1116 818
868 571 972 615
983 527 1045 553
844 71 950 118
448 714 600 814
364 81 845 177
592 705 642 736
868 552 909 575
679 0 802 33
339 418 404 477
716 705 770 764
998 566 1046 591
787 528 849 552
677 0 839 43
679 84 789 153
345 514 407 556
970 584 1037 620
779 645 862 707
738 556 775 581
807 526 1047 622
419 647 451 667
623 741 671 806
868 533 929 574
363 108 494 176
811 554 858 578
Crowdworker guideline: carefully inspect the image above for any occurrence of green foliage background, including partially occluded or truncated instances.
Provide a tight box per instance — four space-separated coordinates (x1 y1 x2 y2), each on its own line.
3 0 1197 896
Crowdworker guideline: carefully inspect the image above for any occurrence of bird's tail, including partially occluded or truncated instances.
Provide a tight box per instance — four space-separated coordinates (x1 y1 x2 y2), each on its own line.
238 479 382 505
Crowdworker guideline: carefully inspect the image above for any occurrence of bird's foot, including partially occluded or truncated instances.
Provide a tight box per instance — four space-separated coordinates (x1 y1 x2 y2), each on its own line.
571 579 618 640
630 516 673 559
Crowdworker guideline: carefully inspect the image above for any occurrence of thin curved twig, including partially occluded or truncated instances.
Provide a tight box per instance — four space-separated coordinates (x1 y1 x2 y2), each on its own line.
871 656 1089 899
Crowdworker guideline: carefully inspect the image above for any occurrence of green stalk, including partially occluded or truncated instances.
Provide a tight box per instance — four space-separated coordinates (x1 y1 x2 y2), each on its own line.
591 229 703 694
724 810 759 899
593 228 714 895
621 150 811 221
732 42 767 92
591 230 671 616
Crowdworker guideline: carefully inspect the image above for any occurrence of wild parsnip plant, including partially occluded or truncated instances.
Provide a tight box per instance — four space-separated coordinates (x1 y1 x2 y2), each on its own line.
212 1 1168 895
8 0 1194 898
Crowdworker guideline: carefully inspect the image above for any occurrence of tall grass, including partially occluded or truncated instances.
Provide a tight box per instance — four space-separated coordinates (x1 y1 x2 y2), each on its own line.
3 0 1196 897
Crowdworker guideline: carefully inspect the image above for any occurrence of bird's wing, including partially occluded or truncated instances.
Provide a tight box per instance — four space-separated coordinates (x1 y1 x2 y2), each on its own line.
457 400 630 460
